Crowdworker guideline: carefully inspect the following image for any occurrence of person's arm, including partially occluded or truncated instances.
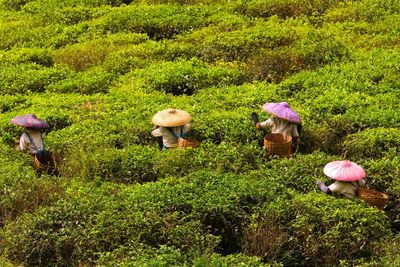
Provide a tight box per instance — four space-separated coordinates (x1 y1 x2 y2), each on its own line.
316 180 332 194
256 118 274 130
184 123 191 134
19 134 28 151
292 124 300 138
151 126 163 137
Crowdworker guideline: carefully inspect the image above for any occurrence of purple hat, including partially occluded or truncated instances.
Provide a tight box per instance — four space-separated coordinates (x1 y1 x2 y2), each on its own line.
262 102 301 124
11 114 49 129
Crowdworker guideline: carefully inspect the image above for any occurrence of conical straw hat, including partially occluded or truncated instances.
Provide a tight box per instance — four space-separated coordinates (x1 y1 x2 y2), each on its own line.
152 108 191 127
323 160 366 182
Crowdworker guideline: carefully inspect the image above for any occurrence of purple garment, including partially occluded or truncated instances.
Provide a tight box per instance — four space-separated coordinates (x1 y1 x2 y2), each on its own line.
11 114 49 129
316 181 332 194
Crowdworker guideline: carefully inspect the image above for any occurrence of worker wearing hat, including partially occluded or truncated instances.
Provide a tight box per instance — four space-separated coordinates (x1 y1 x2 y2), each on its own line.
317 160 366 198
11 114 49 155
252 102 301 138
10 114 57 174
151 108 191 149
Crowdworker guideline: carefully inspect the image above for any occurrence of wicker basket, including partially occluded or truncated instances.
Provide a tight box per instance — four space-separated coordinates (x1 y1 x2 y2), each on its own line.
357 187 388 210
34 151 57 173
264 133 292 158
177 137 201 148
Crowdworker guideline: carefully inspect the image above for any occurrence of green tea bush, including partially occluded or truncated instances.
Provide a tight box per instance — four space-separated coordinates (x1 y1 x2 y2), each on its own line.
359 154 400 191
0 143 63 226
325 0 400 23
0 47 54 67
64 145 159 183
95 4 217 39
251 193 391 266
357 235 400 267
23 5 103 26
0 95 29 114
128 58 245 95
0 21 63 49
98 245 270 266
54 43 110 71
0 171 290 265
261 151 336 193
245 28 350 82
47 67 116 94
0 0 32 10
0 63 72 94
194 109 259 144
234 0 342 18
56 141 263 183
177 18 297 62
343 128 400 159
0 257 14 267
48 22 106 48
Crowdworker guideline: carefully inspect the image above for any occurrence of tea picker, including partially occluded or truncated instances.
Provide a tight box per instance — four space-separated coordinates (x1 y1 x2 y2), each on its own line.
11 114 56 174
252 102 301 157
317 160 388 209
151 108 200 150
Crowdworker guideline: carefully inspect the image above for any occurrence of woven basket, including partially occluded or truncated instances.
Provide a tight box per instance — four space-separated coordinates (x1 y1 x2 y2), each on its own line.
264 133 292 158
357 187 388 210
34 151 56 173
177 137 201 148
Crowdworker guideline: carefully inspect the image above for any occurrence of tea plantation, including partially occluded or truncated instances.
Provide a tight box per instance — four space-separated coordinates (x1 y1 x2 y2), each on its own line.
0 0 399 266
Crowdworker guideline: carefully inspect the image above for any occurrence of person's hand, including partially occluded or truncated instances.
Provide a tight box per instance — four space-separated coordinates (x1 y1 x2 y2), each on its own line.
316 180 324 186
255 122 262 129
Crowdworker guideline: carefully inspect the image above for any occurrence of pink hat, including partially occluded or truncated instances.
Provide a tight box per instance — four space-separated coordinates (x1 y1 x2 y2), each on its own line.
323 160 366 182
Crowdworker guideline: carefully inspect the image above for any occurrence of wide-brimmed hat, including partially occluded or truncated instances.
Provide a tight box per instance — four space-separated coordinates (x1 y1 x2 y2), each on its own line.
262 102 301 124
11 114 49 129
323 160 366 182
152 108 191 127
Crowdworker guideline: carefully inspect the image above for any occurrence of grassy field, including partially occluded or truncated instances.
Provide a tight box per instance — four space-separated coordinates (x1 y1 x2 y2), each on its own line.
0 0 399 266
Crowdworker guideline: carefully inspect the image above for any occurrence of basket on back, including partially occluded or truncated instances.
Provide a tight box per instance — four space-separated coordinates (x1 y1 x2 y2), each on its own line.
264 133 292 158
34 151 59 174
357 187 388 210
177 137 201 148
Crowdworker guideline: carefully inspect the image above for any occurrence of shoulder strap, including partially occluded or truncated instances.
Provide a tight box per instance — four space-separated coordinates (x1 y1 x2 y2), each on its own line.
166 126 185 139
25 132 39 154
180 125 185 138
25 132 46 154
166 127 178 139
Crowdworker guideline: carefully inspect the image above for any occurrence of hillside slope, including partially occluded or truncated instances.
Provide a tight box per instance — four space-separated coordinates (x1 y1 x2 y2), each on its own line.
0 0 399 266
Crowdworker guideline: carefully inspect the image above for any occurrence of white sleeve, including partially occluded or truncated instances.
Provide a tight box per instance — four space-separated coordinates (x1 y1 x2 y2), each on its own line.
151 127 163 137
183 123 191 134
19 134 28 151
328 182 341 193
260 118 274 129
292 124 299 137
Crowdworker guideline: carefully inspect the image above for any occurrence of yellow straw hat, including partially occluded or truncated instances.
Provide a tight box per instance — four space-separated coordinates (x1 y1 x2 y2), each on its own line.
152 108 192 127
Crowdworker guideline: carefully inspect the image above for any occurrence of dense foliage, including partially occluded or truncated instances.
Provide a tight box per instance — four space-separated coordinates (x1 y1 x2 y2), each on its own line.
0 0 399 266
